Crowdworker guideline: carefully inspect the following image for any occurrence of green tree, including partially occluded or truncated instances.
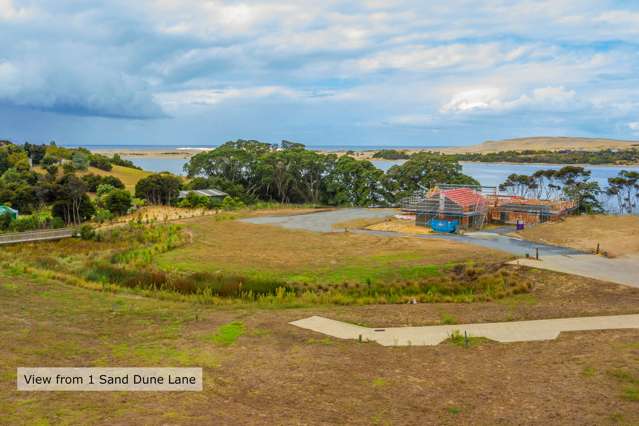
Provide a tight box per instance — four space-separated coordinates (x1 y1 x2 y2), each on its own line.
385 153 478 199
104 189 132 216
52 174 94 224
607 170 639 214
323 156 386 206
72 152 89 171
135 173 182 205
499 174 537 197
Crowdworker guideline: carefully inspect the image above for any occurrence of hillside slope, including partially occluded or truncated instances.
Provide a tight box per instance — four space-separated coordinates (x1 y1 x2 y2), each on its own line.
441 137 639 153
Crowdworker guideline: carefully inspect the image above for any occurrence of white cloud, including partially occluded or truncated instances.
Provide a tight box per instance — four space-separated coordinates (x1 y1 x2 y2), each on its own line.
154 86 304 111
441 86 578 114
3 0 639 141
440 88 504 113
629 122 639 131
0 0 35 21
386 114 434 126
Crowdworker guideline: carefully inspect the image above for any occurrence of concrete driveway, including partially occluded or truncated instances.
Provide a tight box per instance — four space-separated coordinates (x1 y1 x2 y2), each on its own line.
291 314 639 346
240 208 396 233
512 254 639 288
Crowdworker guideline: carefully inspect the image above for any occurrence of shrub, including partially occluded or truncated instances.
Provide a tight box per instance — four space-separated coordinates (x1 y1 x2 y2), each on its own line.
110 153 141 170
0 212 13 230
89 154 113 171
82 174 124 192
94 208 113 223
177 192 210 209
79 224 96 240
96 184 117 197
221 196 246 211
104 189 132 216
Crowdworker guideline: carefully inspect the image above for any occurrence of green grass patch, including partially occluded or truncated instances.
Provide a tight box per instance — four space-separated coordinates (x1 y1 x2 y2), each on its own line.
440 312 457 325
582 366 596 378
447 406 462 415
210 322 245 346
372 377 387 388
608 369 639 402
446 330 489 348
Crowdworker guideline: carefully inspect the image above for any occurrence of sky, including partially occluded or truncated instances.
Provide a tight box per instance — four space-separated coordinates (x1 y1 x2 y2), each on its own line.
2 0 639 147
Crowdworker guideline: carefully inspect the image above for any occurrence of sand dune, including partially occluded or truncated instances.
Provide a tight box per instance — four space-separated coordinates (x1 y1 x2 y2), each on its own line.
439 136 639 154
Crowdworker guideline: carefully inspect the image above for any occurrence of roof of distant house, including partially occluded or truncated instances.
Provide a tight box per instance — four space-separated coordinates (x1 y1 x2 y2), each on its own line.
434 187 486 208
178 189 228 198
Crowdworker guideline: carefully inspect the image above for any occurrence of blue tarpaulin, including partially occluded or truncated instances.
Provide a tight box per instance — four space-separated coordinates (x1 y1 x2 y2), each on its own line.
430 219 459 233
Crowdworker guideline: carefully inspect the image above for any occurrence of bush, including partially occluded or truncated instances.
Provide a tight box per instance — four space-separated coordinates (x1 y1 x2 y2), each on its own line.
0 212 12 230
79 224 96 240
110 154 141 170
82 174 124 192
89 154 113 171
221 196 246 211
62 163 75 174
104 189 132 216
94 208 114 223
2 213 64 232
177 192 210 209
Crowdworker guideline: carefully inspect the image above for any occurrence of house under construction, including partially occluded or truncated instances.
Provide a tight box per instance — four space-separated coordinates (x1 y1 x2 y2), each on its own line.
402 183 577 231
404 185 492 231
488 197 576 225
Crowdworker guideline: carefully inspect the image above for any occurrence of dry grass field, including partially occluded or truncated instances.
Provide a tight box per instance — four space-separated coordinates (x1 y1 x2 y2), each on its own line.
80 165 152 191
2 267 639 425
517 215 639 257
440 136 639 153
157 216 508 286
333 216 433 235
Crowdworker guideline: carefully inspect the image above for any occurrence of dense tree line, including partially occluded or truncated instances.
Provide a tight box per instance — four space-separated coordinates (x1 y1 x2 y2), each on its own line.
0 140 140 229
450 148 639 165
371 149 411 160
498 166 639 214
185 140 478 206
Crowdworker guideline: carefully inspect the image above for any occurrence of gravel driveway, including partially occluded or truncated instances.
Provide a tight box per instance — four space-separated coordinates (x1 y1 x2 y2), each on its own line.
240 208 397 233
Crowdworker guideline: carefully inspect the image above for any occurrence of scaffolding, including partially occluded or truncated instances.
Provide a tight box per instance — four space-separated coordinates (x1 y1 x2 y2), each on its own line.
403 184 494 230
489 197 577 224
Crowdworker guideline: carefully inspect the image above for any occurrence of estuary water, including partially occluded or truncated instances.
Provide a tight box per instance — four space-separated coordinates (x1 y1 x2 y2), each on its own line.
126 156 639 192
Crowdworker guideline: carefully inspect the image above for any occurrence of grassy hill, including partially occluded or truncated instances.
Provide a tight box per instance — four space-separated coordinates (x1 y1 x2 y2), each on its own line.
80 165 152 191
442 137 639 154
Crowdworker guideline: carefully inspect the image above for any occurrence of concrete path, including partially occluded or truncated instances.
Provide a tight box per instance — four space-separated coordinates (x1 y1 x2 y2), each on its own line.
240 208 396 233
0 228 76 245
290 314 639 346
511 254 639 288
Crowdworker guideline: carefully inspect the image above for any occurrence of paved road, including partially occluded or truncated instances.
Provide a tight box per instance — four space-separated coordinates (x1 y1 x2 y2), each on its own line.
291 314 639 346
241 208 396 233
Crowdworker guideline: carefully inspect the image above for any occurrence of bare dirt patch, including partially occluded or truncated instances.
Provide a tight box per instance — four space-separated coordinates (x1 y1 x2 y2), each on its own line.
517 215 639 257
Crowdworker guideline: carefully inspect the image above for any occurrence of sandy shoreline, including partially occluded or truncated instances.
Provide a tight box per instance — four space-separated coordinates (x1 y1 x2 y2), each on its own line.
92 147 442 160
93 148 202 158
93 148 639 167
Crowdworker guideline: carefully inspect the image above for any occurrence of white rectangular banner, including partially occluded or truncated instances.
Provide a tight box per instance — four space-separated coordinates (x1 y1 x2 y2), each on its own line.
17 368 202 391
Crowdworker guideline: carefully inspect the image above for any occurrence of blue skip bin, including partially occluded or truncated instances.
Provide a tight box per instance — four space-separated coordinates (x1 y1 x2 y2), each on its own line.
430 219 459 233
